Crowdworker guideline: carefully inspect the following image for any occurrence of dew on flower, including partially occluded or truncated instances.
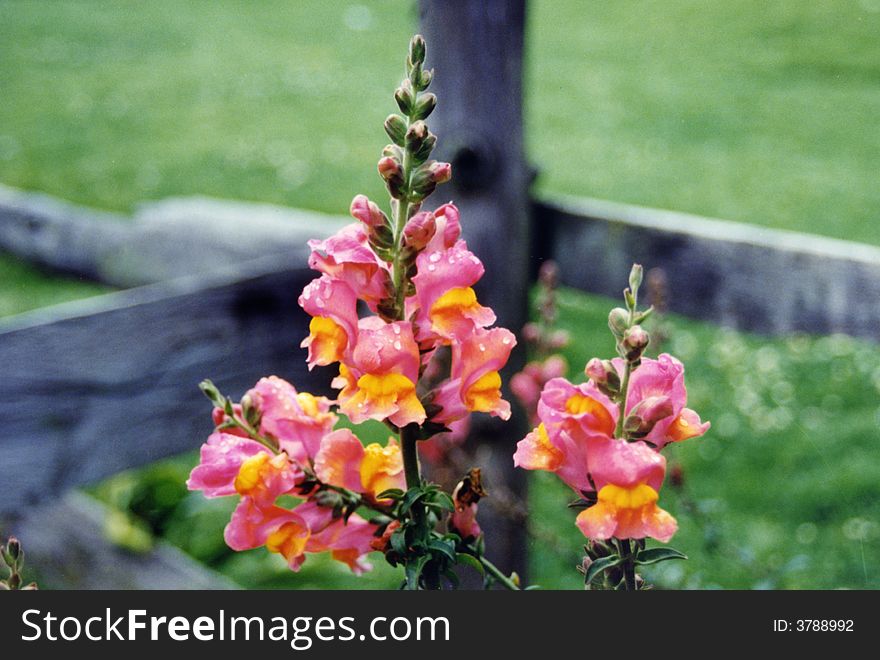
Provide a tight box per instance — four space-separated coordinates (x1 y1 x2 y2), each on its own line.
429 252 441 263
393 340 402 350
502 336 511 345
478 343 486 352
427 264 436 272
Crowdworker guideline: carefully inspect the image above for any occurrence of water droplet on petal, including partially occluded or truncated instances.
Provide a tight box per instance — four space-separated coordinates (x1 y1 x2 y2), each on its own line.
502 336 511 345
392 325 401 335
479 343 486 352
429 252 441 263
394 340 402 350
427 264 436 272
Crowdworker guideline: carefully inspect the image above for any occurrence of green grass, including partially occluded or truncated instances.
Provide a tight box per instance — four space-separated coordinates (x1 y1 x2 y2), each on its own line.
0 253 112 317
527 288 880 590
527 1 880 245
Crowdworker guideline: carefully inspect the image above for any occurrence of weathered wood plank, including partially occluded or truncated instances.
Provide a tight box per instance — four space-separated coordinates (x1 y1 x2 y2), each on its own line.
0 255 330 515
0 183 346 287
6 491 238 589
420 0 532 580
539 195 880 341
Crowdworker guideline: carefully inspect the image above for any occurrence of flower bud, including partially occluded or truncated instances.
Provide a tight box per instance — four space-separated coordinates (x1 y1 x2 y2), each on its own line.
412 92 437 120
622 324 650 361
629 263 644 295
585 357 607 383
428 161 452 184
377 156 401 180
394 79 415 115
240 391 262 429
608 307 629 339
384 114 408 146
585 358 621 395
409 34 426 66
350 194 387 229
402 211 437 250
5 537 21 563
405 120 428 151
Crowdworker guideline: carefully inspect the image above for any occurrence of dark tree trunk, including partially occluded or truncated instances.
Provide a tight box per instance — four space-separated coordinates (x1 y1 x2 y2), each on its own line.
420 0 533 584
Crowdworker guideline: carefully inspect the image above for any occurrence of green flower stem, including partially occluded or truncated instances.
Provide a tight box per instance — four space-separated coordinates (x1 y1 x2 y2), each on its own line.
400 424 422 490
614 363 632 438
618 539 637 591
479 556 521 591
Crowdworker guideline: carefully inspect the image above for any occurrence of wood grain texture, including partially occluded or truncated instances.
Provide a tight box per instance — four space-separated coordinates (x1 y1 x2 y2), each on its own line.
538 195 880 341
420 0 532 581
0 255 331 515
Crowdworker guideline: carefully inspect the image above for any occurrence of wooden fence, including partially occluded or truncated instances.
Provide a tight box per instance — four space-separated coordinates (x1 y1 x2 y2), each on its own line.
2 0 878 588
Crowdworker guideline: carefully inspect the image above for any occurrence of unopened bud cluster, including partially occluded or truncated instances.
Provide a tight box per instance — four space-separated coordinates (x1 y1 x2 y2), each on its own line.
0 536 38 590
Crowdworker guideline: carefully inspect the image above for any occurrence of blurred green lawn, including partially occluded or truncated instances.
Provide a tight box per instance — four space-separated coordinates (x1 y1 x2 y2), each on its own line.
2 1 879 588
1 0 878 315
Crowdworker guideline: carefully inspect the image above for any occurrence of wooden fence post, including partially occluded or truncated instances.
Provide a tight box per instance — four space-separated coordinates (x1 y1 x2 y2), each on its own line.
420 0 532 581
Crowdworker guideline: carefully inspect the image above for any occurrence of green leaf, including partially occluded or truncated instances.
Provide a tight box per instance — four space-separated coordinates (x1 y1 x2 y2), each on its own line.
455 553 485 576
376 488 404 502
405 555 429 590
427 539 456 563
390 529 408 556
400 488 426 514
584 555 622 585
425 491 455 513
634 547 688 565
524 585 543 591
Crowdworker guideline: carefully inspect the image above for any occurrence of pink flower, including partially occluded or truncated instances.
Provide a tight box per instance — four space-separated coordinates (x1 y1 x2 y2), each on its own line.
332 318 426 427
536 377 617 442
298 501 376 575
308 224 388 306
424 203 461 253
187 432 271 498
412 240 495 343
299 275 360 370
450 503 481 540
349 194 386 228
247 376 337 462
511 356 569 425
622 354 710 449
433 327 516 424
313 429 406 501
225 500 310 570
574 438 677 543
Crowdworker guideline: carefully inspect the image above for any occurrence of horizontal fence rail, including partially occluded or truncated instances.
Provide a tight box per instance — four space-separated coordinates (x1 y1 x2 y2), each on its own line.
0 255 329 516
536 195 880 341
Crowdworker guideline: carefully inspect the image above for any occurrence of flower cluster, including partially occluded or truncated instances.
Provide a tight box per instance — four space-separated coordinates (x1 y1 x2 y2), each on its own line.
513 265 709 589
188 377 402 574
187 36 518 589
